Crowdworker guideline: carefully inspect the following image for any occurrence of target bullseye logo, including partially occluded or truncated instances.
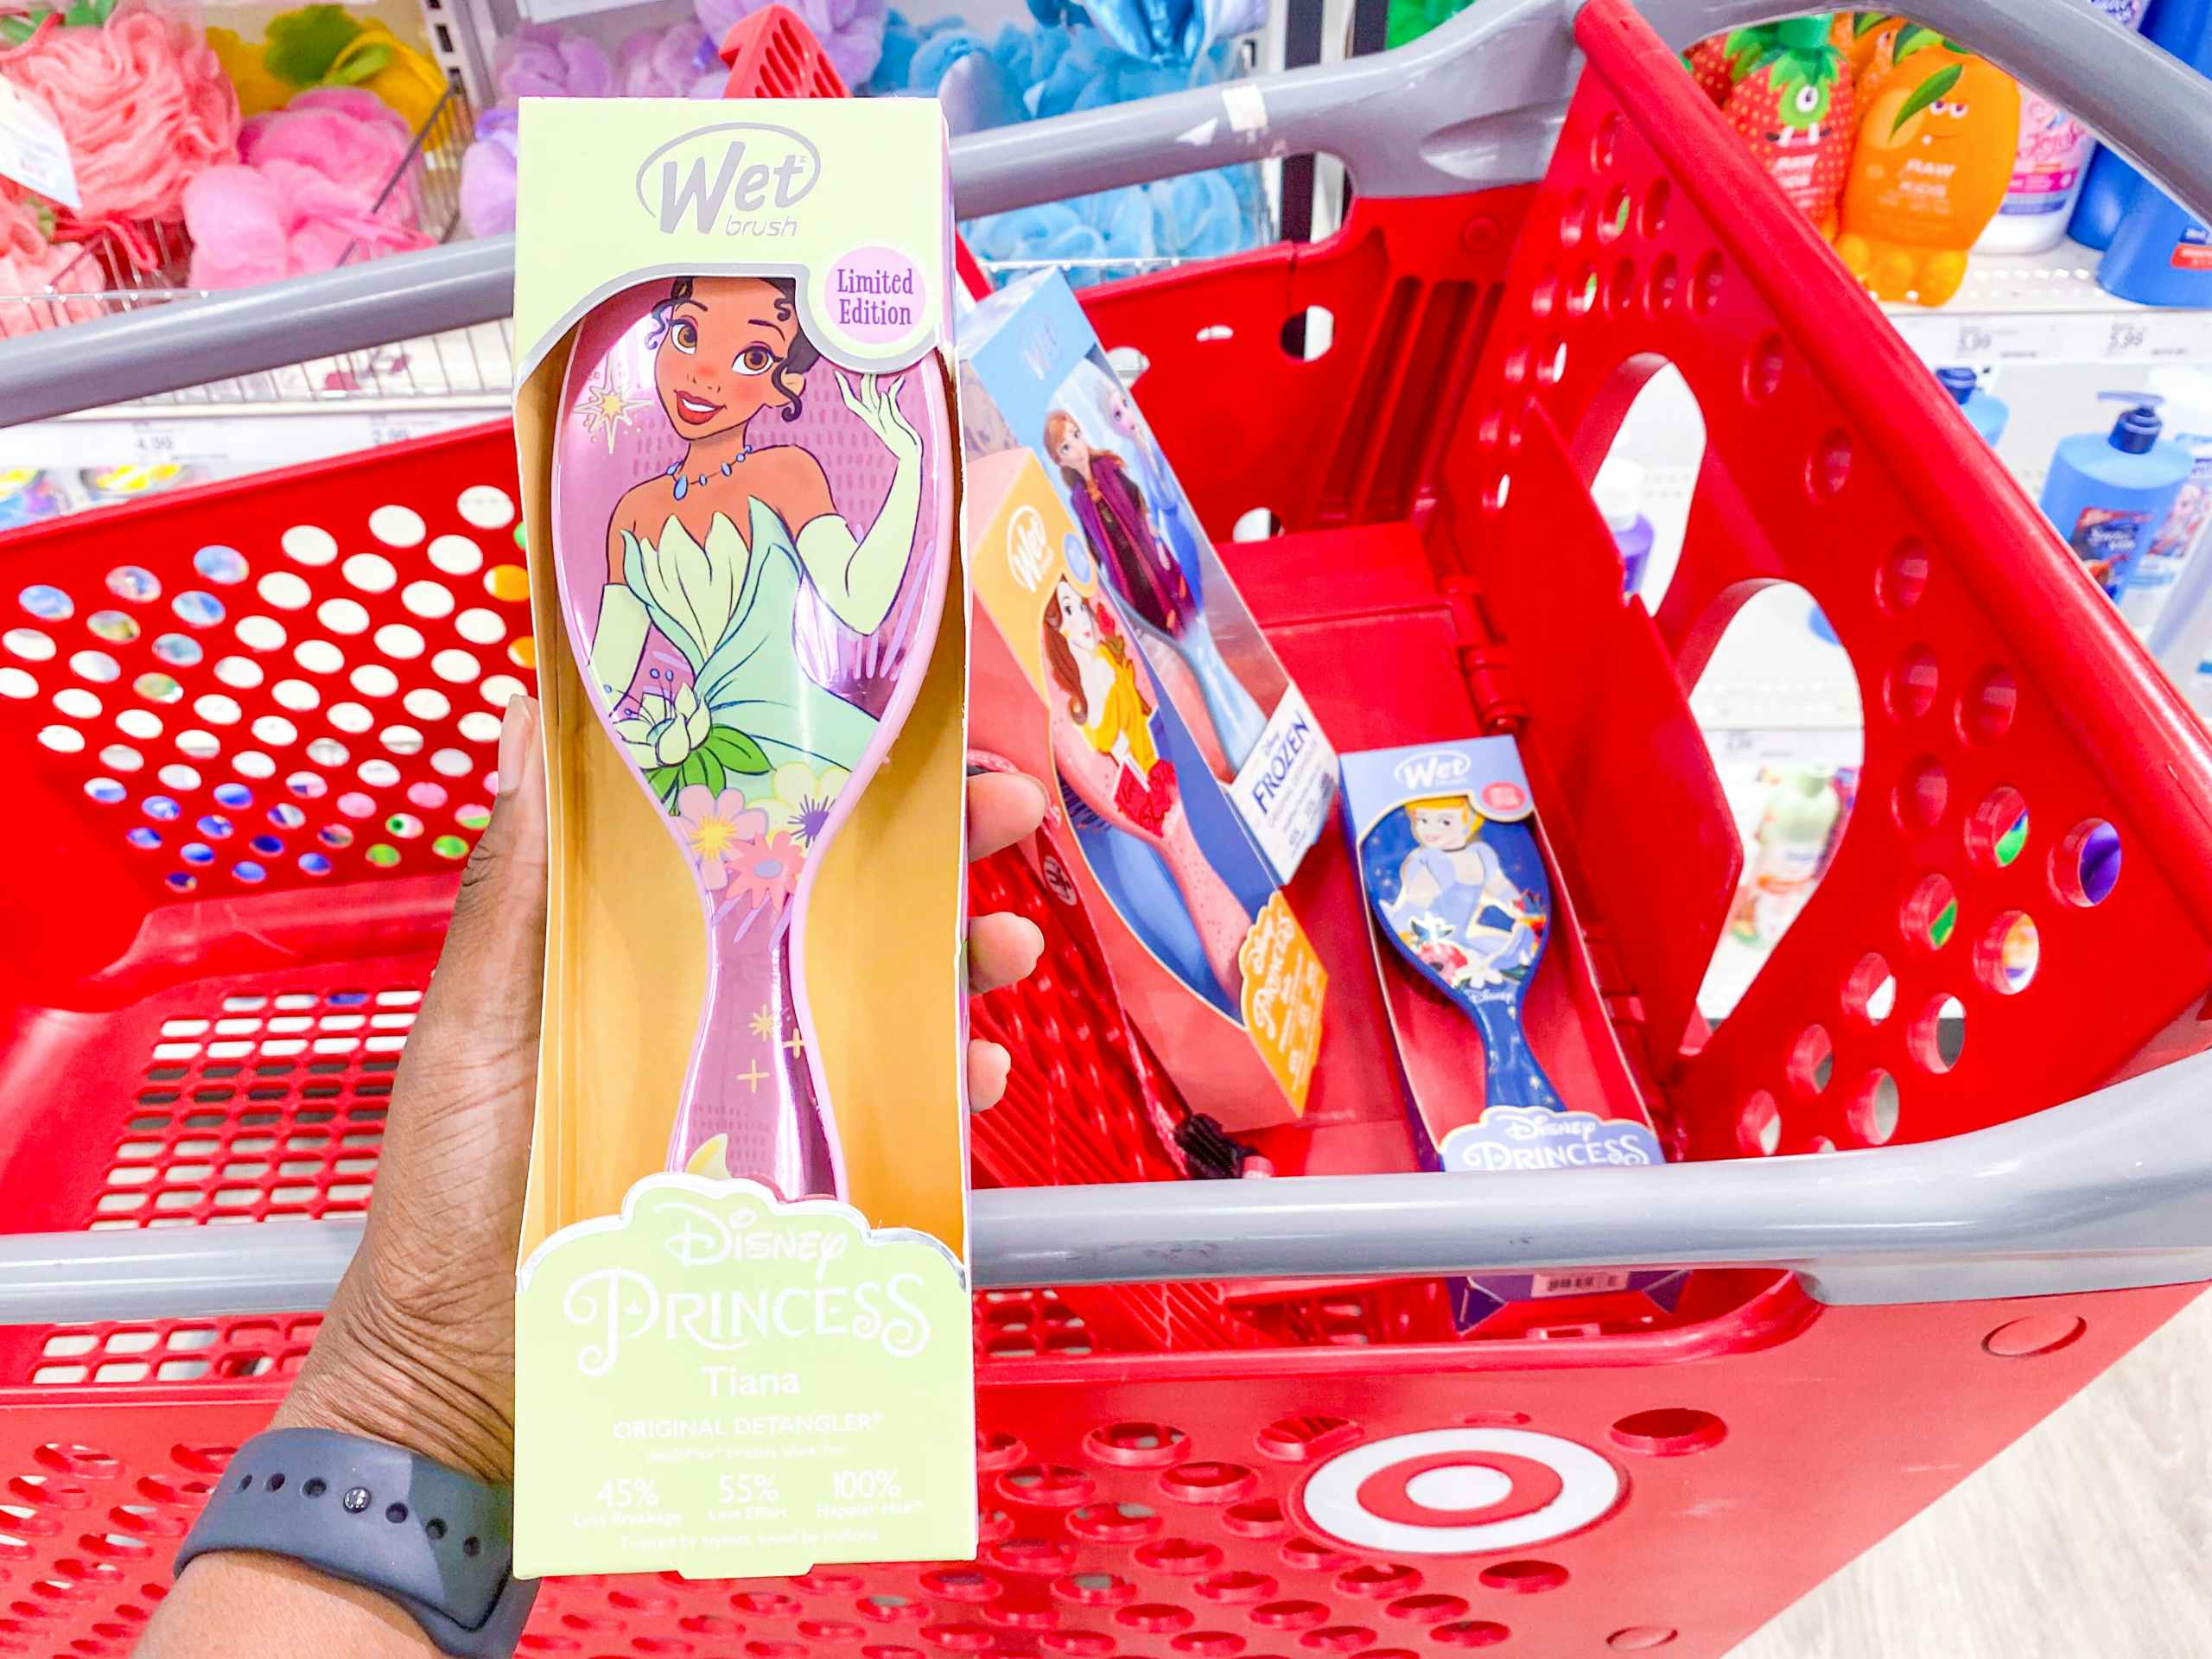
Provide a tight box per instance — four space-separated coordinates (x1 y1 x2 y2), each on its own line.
1300 1428 1622 1555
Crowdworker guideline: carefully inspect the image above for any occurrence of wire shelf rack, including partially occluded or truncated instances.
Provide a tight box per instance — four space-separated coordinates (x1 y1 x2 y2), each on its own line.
0 85 485 409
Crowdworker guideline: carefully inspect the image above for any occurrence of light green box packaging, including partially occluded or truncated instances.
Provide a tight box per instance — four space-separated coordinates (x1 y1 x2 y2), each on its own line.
509 95 976 1582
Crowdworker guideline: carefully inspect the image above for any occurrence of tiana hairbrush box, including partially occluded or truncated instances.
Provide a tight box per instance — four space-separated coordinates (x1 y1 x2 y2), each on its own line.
957 269 1338 884
509 97 974 1580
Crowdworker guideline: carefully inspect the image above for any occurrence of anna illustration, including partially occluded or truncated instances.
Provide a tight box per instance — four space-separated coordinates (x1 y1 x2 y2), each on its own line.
1042 577 1176 836
1046 404 1268 774
589 274 924 793
1385 796 1543 989
1046 408 1193 641
1099 380 1204 582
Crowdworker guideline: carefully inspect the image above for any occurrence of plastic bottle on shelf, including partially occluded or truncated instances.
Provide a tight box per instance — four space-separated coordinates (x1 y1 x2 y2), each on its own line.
2132 367 2212 644
1835 29 2020 305
2072 0 2211 250
1936 365 2009 446
1977 0 2149 254
2099 174 2212 305
1593 455 1655 595
2038 392 2195 599
1726 770 1842 945
1721 16 1855 238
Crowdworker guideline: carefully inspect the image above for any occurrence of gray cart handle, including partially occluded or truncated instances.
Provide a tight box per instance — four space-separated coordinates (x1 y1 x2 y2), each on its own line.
2 1046 2210 1328
1 0 2209 423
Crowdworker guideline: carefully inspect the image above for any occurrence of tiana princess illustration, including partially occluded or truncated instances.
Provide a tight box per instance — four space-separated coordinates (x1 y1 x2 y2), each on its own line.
589 275 924 773
1385 796 1543 989
1042 576 1176 835
1046 404 1268 774
554 271 947 1200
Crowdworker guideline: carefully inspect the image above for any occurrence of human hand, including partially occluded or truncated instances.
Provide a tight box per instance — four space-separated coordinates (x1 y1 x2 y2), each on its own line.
271 696 1047 1483
836 371 923 467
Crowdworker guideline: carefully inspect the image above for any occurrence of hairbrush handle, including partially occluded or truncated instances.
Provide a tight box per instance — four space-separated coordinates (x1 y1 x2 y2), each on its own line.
1154 613 1268 775
1050 710 1249 1003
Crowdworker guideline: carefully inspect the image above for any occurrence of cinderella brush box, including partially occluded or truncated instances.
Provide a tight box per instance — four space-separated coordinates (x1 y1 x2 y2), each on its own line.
958 269 1338 884
1343 737 1675 1329
508 96 974 1580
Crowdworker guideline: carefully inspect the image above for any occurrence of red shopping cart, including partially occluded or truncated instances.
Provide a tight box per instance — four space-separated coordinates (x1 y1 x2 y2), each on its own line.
5 1 2212 1655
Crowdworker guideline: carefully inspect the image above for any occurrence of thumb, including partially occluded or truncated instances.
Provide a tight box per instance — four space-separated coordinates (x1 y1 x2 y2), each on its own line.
403 696 550 1096
368 694 549 1259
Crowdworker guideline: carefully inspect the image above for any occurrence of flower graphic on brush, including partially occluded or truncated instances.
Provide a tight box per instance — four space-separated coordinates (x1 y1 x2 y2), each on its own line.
1046 404 1268 775
1042 576 1249 1003
551 273 948 1201
1364 795 1563 1121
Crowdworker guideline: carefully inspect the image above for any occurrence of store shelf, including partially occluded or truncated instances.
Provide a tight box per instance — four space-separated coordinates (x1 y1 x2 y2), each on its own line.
1883 238 2212 367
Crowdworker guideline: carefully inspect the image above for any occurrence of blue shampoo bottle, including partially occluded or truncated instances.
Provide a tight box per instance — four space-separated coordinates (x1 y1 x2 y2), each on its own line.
2039 393 2196 598
1936 366 2010 447
2073 0 2212 250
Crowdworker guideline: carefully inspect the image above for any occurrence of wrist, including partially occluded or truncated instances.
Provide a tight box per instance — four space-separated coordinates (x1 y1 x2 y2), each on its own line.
276 1285 513 1485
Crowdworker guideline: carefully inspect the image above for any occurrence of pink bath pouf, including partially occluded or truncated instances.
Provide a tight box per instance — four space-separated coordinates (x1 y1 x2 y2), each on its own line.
182 85 431 289
0 3 240 233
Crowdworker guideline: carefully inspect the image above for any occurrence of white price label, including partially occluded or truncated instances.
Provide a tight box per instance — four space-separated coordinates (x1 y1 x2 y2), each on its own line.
0 80 79 211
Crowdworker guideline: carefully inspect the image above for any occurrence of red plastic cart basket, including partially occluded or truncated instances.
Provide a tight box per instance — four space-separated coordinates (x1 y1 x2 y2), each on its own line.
5 1 2212 1656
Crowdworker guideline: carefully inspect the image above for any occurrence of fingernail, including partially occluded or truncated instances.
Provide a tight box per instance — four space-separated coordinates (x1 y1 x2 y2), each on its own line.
1018 772 1051 816
1014 915 1045 969
497 696 536 797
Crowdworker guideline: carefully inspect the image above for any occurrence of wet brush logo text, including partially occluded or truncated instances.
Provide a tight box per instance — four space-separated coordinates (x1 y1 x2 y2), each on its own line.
1007 505 1051 593
641 124 821 236
1391 750 1472 792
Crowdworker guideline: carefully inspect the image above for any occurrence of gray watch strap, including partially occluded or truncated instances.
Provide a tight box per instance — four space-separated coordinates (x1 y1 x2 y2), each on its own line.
175 1428 539 1657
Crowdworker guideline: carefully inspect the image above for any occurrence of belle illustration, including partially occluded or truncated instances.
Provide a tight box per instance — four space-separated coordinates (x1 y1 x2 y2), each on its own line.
1040 576 1250 1001
558 272 941 1200
1042 576 1175 834
1385 798 1542 989
1046 405 1268 775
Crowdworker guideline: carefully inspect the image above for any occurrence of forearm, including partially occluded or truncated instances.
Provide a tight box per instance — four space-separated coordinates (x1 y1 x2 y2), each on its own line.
139 1554 439 1659
797 453 918 635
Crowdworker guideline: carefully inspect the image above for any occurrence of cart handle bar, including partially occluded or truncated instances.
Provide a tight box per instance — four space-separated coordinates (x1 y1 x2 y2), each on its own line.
3 1047 2209 1329
0 0 2208 426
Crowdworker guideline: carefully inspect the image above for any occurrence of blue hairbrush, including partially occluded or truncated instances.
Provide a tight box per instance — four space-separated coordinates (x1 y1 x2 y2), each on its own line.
1360 798 1563 1125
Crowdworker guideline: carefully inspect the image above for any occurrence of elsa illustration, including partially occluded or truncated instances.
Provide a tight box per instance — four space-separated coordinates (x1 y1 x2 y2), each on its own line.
588 274 922 790
1098 376 1204 584
1386 796 1541 988
1041 577 1176 835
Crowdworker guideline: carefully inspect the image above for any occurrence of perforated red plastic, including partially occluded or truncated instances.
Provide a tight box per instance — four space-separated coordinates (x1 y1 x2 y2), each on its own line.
4 3 2212 1655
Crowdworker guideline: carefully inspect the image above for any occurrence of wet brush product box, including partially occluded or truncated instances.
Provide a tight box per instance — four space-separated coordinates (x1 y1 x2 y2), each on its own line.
957 269 1338 884
1342 739 1673 1332
966 448 1328 1131
510 97 975 1580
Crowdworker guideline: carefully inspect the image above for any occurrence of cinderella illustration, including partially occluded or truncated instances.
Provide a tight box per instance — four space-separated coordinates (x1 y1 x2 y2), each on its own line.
1384 796 1542 989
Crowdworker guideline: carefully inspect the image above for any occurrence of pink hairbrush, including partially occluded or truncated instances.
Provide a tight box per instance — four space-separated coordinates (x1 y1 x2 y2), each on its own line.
1039 576 1248 1002
550 272 950 1199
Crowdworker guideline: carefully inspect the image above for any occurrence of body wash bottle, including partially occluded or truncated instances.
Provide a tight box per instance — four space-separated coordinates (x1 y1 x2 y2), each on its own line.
2039 393 2195 599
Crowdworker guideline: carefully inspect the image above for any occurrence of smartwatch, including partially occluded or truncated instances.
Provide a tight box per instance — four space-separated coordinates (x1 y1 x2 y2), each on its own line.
175 1429 539 1657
